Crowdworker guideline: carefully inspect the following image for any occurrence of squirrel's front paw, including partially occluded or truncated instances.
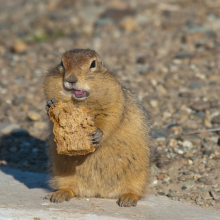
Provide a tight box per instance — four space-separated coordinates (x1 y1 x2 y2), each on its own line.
88 129 103 146
45 98 57 115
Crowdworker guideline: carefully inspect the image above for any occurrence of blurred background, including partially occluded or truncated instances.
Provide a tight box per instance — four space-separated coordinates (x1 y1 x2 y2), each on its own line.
1 0 220 209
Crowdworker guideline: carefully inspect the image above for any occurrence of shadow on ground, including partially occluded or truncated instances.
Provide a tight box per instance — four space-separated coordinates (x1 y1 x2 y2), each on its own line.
0 129 50 190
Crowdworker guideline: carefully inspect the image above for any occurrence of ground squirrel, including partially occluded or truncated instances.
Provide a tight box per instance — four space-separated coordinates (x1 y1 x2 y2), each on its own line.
43 49 151 207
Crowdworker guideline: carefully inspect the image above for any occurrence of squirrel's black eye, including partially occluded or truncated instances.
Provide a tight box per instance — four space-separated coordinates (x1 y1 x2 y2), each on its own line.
90 60 96 69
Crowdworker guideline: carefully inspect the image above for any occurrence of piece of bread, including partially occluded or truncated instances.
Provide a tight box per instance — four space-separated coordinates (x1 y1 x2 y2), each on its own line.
48 101 96 156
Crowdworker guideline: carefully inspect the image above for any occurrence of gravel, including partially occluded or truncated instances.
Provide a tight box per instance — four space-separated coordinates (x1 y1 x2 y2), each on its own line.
0 0 220 211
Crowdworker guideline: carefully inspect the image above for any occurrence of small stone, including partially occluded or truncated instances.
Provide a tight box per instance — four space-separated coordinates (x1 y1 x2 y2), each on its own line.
150 100 158 108
175 53 194 59
33 122 48 130
182 181 194 188
218 138 220 146
210 189 220 200
182 141 193 148
22 161 29 167
32 148 39 153
194 174 202 180
135 64 151 75
167 124 183 135
179 92 192 98
153 180 158 184
167 139 177 148
193 111 206 118
188 159 193 165
190 101 210 111
11 39 28 53
183 152 193 158
173 146 185 155
198 177 213 185
28 111 41 121
182 186 187 190
167 189 177 198
211 115 220 124
157 174 164 180
150 164 160 176
0 160 7 165
204 118 212 128
198 164 206 170
119 16 138 31
19 142 31 148
0 123 20 134
9 146 18 153
178 176 187 181
210 100 219 108
182 120 199 130
12 96 25 106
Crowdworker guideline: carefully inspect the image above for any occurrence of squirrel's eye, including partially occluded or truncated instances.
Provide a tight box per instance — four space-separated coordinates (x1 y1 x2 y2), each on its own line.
90 60 96 69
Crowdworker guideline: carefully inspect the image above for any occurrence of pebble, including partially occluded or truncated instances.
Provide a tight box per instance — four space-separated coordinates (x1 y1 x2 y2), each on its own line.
194 174 202 180
0 123 20 134
119 16 138 31
182 120 199 130
33 122 48 130
9 146 18 153
210 189 220 200
135 64 151 75
198 177 213 185
150 164 160 176
182 181 194 188
181 135 202 146
182 141 193 148
12 96 25 106
211 115 220 124
150 100 158 108
28 111 41 121
190 101 210 111
32 148 39 153
167 189 177 198
11 39 28 53
157 174 164 180
167 139 177 148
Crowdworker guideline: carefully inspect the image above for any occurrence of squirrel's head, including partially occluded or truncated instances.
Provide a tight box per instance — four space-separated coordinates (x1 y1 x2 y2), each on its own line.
44 49 119 105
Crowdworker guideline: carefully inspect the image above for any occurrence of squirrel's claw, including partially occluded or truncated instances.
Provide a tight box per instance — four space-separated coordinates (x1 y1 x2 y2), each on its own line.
45 98 57 115
88 129 103 146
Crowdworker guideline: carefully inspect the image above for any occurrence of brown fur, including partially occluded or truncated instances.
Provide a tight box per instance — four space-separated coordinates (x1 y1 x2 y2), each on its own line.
43 49 151 207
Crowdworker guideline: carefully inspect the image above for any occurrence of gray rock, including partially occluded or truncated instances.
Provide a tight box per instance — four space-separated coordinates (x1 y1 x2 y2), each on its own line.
135 64 151 75
182 181 194 188
210 189 220 200
191 101 210 111
198 177 213 185
9 146 18 153
167 189 178 198
180 135 202 146
211 115 220 124
12 96 25 106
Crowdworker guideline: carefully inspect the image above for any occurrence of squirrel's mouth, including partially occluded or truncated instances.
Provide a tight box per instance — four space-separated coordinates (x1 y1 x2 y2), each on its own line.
63 81 89 100
72 89 89 100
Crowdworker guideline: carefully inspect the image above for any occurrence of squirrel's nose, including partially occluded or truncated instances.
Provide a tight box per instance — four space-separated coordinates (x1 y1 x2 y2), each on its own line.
65 75 78 84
